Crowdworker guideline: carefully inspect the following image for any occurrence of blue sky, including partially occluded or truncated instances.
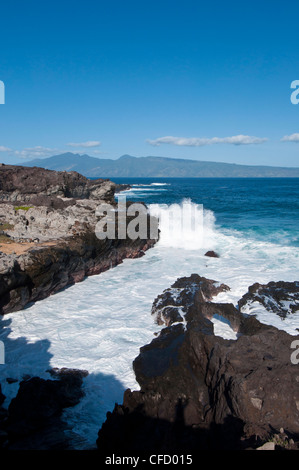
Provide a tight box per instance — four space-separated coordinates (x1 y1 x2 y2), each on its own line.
0 0 299 166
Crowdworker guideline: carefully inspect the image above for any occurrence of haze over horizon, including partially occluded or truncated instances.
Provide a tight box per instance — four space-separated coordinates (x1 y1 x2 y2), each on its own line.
23 151 299 168
19 151 299 178
0 1 299 167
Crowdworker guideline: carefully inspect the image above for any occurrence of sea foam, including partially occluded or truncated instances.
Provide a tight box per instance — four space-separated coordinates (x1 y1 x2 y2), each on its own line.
0 199 298 448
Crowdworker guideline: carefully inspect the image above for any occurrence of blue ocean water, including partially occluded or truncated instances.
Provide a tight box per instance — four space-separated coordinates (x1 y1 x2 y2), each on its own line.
113 177 299 247
1 176 298 449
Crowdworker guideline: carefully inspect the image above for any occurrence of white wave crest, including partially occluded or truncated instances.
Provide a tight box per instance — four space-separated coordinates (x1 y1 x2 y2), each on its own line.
149 199 217 250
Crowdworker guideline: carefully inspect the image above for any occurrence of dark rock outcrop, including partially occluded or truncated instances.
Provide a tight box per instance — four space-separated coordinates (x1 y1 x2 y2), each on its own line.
0 368 88 450
0 384 7 448
114 183 131 193
0 231 155 315
238 281 299 319
0 164 115 203
151 273 230 326
97 276 299 451
204 250 219 258
0 165 157 314
0 165 158 450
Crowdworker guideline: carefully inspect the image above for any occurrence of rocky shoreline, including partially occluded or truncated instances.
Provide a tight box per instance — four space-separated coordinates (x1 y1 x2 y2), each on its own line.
0 368 89 450
97 274 299 451
0 165 154 315
0 164 155 449
1 164 299 452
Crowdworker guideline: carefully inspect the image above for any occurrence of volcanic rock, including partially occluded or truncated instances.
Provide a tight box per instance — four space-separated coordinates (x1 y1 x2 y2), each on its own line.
0 165 157 314
0 164 115 203
97 275 299 452
204 250 219 258
151 273 230 327
238 281 299 319
2 368 88 450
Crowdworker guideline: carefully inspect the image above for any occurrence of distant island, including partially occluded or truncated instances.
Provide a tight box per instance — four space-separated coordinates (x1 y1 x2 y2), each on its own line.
22 152 299 178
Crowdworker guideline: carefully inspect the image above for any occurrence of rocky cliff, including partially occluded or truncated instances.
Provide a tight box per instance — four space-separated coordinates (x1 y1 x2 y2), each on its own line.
97 274 299 451
0 368 89 449
0 163 115 203
0 164 156 449
0 164 156 314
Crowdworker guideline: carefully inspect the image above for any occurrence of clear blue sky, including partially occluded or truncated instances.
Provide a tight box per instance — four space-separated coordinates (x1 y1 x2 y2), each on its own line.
0 0 299 166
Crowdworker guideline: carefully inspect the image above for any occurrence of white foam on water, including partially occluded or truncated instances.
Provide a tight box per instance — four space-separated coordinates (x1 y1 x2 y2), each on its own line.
115 183 169 198
149 199 216 250
0 200 298 448
240 301 299 335
211 314 239 340
125 187 167 192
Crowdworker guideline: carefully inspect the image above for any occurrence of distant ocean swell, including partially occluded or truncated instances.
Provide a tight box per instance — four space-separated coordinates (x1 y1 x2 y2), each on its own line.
0 178 298 448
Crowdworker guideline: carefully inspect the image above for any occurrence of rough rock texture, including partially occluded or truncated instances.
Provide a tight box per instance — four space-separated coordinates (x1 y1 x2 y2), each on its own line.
204 250 219 258
0 165 115 242
97 276 299 451
0 165 157 314
238 281 299 319
0 368 88 450
0 165 157 450
0 230 155 315
0 164 115 203
151 274 230 326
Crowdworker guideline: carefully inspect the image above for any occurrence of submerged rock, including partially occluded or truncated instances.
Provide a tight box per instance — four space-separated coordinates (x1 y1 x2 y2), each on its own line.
204 250 219 258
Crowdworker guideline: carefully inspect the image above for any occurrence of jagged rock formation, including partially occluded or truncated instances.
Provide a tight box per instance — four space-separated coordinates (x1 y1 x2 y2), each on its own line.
0 164 116 242
0 164 115 203
238 281 299 319
97 275 299 451
0 164 157 451
0 368 88 449
0 164 157 314
151 274 230 326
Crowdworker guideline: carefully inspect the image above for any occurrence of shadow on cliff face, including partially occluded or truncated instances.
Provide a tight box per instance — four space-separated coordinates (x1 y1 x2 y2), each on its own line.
0 317 53 381
97 398 299 452
96 398 255 452
96 276 299 453
0 317 126 450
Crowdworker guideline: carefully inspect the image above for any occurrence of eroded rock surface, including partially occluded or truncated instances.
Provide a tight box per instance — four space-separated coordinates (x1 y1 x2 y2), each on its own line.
238 281 299 319
97 276 299 451
0 164 115 203
151 274 230 327
0 165 157 314
0 368 88 450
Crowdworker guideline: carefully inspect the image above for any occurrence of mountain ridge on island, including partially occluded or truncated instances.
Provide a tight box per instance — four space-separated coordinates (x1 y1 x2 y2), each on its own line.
20 152 299 178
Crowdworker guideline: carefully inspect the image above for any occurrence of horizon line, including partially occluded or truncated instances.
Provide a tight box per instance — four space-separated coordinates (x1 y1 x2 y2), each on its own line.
11 152 299 170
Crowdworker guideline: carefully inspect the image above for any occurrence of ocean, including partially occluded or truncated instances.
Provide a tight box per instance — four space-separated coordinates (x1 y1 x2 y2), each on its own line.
0 177 298 448
116 177 299 247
